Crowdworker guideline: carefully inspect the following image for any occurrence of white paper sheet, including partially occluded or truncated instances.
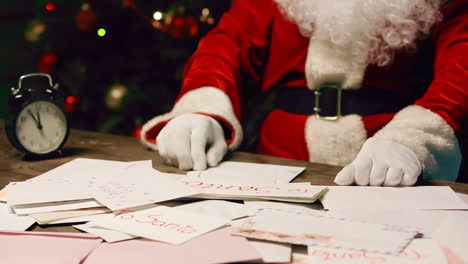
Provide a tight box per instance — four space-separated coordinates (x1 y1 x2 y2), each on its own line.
30 158 133 182
247 239 292 263
74 223 137 243
87 167 199 211
6 180 91 206
233 209 419 255
432 211 468 263
320 186 468 210
326 209 449 238
29 158 152 195
5 159 141 208
30 207 111 225
0 182 20 202
306 239 448 264
456 192 468 206
175 200 250 220
11 199 103 215
126 160 152 168
48 213 110 225
228 217 252 228
186 161 305 184
0 202 35 231
182 177 327 203
88 206 230 245
244 201 322 215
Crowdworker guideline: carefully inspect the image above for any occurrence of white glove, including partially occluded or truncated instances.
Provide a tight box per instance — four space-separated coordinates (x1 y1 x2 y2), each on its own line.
156 113 228 171
334 137 422 186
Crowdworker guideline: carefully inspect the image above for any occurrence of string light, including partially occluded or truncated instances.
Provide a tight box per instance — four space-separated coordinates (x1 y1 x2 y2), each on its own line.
200 8 213 24
111 87 125 97
97 28 106 37
81 2 91 11
124 0 217 35
66 95 80 104
153 11 163 21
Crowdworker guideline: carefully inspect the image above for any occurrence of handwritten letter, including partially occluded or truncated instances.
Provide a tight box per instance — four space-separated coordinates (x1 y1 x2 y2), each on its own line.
89 206 229 245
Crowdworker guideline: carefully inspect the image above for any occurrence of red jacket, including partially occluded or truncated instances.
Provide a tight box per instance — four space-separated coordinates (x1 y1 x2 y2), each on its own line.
141 0 467 180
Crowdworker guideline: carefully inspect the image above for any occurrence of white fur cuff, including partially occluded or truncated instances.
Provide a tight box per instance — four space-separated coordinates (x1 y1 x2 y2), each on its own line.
140 87 243 151
374 105 461 180
305 39 366 90
305 114 367 166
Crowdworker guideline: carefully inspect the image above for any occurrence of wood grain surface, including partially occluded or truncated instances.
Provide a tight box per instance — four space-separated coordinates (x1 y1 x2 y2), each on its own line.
1 120 467 233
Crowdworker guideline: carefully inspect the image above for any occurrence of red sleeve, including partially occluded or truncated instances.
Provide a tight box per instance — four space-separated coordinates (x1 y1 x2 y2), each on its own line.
178 0 275 121
415 0 468 132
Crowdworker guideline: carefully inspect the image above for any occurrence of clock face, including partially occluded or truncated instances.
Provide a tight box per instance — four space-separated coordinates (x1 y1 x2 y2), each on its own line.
15 100 68 155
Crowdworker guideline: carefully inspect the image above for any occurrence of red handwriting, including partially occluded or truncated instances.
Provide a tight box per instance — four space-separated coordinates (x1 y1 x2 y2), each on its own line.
399 250 426 260
97 181 132 200
182 181 280 193
182 181 312 194
309 248 427 263
113 210 198 234
309 249 386 263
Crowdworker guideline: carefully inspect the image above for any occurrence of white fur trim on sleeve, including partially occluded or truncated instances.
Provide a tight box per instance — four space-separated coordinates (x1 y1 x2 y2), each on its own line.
140 87 243 151
305 39 367 90
305 114 367 166
374 105 461 181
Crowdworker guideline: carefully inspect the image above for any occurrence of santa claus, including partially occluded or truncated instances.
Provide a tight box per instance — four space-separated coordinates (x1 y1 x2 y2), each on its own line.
140 0 467 186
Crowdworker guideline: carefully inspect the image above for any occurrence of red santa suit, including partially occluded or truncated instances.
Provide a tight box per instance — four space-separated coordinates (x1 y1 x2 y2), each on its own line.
141 0 467 181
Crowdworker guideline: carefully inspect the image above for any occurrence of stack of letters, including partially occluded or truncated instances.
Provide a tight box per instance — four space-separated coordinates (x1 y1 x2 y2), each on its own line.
1 158 467 264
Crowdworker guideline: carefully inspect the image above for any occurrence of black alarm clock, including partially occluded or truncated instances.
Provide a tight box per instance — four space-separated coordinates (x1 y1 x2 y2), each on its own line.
5 73 69 158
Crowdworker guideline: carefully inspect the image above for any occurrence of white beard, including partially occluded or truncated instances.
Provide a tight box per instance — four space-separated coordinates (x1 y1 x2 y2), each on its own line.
275 0 442 66
275 0 443 89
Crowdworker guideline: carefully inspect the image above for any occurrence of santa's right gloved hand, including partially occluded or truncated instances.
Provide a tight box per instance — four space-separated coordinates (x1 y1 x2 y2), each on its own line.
156 113 228 171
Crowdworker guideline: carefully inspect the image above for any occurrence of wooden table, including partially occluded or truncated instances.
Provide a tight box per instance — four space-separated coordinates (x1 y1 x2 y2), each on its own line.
1 120 468 233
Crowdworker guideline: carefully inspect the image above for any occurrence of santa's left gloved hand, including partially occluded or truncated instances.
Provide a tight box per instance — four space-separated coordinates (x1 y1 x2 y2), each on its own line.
334 137 421 186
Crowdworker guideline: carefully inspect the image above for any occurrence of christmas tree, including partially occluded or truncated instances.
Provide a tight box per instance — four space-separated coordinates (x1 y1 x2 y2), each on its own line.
0 0 230 137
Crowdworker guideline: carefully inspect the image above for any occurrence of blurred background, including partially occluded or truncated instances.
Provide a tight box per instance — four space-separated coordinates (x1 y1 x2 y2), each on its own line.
2 1 466 182
0 0 231 137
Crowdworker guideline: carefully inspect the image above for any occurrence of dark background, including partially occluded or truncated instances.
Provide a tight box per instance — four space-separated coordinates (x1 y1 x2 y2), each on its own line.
2 0 466 182
0 0 231 136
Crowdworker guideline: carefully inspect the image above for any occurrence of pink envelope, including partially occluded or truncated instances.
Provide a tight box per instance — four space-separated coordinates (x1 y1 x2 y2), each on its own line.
83 227 262 264
442 247 467 264
0 231 102 264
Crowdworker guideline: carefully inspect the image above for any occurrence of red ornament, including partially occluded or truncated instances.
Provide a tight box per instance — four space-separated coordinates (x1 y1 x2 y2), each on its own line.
132 124 142 138
64 95 81 112
45 3 55 11
75 3 98 31
37 52 58 74
164 13 198 38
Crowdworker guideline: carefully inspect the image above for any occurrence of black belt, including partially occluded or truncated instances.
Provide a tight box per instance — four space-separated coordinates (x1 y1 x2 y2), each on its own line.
275 86 415 118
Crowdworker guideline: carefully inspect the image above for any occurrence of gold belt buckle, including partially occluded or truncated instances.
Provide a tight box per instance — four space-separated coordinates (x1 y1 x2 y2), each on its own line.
313 84 342 121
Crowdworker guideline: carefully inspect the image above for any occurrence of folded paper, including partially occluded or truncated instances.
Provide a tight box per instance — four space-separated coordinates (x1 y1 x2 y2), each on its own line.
87 167 199 211
306 239 448 264
182 177 327 203
88 206 230 245
0 202 35 231
233 209 419 255
187 161 305 184
320 186 468 210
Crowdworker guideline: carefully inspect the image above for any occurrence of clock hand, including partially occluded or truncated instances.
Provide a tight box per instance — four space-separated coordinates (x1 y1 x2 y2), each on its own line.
36 111 43 129
27 110 40 128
